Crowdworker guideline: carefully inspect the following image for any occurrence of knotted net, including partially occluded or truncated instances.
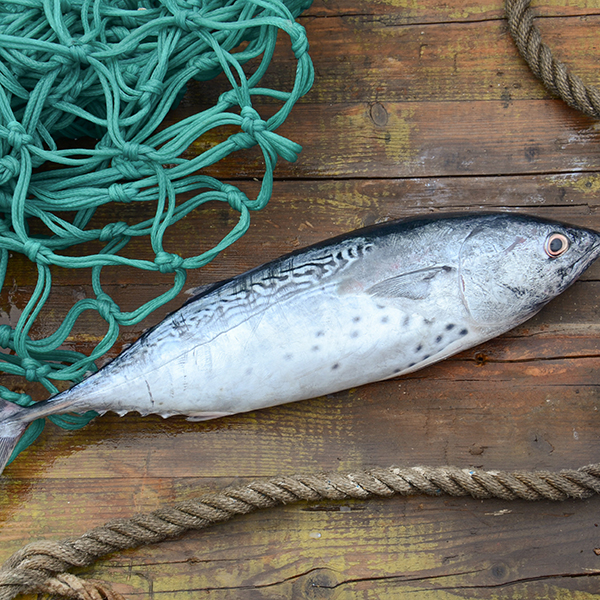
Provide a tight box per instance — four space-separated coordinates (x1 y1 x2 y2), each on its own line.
0 0 314 460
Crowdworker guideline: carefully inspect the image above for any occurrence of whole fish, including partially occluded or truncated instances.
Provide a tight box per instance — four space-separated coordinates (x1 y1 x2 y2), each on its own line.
1 212 599 473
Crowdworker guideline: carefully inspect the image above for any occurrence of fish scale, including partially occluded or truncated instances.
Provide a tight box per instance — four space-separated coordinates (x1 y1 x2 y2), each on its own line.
1 212 599 474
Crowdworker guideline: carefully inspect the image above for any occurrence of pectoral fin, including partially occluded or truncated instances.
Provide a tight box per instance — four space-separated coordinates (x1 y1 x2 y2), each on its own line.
366 266 454 299
186 412 234 422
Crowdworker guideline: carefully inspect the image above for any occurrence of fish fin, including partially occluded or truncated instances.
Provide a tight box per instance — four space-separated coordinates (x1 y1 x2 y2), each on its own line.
366 266 454 299
181 278 235 307
186 412 234 422
0 399 28 476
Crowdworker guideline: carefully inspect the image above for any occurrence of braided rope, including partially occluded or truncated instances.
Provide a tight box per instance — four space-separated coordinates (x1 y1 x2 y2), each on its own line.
2 462 600 600
505 0 600 118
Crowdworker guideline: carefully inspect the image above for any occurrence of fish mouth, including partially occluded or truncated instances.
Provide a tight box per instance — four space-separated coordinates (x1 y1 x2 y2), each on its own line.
569 230 600 275
582 229 600 259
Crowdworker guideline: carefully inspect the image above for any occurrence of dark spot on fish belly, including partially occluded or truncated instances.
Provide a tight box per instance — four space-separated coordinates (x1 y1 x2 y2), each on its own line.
423 355 430 360
146 381 154 407
332 363 340 370
353 316 361 323
312 345 320 352
393 368 402 374
403 316 410 326
459 328 468 336
408 362 416 368
316 330 325 337
381 316 389 324
446 323 455 330
284 353 293 360
436 335 443 343
350 331 359 338
416 344 423 352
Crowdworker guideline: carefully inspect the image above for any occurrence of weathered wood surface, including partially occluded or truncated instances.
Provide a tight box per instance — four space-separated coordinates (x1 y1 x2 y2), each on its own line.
2 0 600 598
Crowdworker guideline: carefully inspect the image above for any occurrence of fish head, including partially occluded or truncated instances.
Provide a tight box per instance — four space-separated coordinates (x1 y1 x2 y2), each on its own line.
458 214 600 331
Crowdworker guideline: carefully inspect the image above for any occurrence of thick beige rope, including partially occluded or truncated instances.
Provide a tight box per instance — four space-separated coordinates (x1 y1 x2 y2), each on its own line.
505 0 600 118
2 463 600 600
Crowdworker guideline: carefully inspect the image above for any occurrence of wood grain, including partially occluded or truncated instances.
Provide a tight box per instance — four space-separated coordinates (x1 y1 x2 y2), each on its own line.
2 0 600 598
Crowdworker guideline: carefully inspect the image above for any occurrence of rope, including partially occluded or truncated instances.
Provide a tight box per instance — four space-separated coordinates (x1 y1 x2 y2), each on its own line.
505 0 600 118
0 0 314 462
2 462 600 600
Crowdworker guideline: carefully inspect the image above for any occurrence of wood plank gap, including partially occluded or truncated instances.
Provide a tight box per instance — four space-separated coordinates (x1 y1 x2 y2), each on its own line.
431 570 600 592
266 170 600 183
300 13 600 27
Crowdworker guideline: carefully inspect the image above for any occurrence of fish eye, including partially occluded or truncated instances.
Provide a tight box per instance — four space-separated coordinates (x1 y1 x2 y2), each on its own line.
544 233 569 258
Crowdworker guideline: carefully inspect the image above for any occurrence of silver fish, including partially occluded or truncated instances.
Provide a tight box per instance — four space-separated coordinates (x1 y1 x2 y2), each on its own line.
1 212 599 473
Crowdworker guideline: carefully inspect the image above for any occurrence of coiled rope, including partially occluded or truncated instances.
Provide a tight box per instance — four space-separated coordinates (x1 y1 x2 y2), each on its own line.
2 463 600 600
0 0 314 461
505 0 600 118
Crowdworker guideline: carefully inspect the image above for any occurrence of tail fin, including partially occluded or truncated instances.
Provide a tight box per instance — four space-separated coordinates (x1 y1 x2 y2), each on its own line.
0 399 28 476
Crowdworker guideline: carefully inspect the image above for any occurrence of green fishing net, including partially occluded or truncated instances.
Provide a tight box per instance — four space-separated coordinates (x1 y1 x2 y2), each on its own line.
0 0 314 461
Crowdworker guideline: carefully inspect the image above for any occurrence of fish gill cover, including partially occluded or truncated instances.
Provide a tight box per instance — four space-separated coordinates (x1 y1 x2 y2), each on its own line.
0 0 314 458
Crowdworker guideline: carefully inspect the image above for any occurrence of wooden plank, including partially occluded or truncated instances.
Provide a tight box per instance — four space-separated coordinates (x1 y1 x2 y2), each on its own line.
82 495 600 599
276 14 600 103
4 173 600 287
303 0 600 21
3 478 600 598
180 100 600 178
183 13 600 104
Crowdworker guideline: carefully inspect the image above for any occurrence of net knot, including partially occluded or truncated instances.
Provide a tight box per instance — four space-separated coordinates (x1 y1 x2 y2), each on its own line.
112 158 142 179
5 121 33 150
22 239 51 265
0 324 12 349
67 41 91 64
96 293 120 322
121 142 153 162
154 251 184 273
222 185 246 212
139 80 165 106
0 385 32 404
21 357 52 382
0 155 20 184
189 54 220 73
107 183 137 203
174 9 195 32
99 221 129 242
290 23 309 57
240 106 267 136
229 132 256 151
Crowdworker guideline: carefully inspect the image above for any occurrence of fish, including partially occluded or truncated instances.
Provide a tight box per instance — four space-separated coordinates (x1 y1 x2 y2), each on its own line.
1 212 599 473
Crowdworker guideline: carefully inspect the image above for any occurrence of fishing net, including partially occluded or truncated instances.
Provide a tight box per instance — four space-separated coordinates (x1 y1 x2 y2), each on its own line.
0 0 314 460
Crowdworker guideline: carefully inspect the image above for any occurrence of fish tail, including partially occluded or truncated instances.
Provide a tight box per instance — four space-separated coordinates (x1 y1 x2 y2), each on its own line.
0 399 29 475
